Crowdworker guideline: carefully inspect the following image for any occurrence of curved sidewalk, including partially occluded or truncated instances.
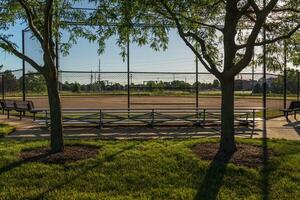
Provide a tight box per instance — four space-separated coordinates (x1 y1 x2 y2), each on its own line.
0 114 299 140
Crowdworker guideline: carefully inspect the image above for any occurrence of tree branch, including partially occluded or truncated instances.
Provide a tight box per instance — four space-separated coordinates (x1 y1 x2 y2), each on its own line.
44 0 56 63
158 0 221 78
176 13 224 32
0 37 44 72
263 0 279 15
237 24 300 49
18 0 44 44
272 8 300 13
248 0 260 13
184 31 221 74
230 0 280 76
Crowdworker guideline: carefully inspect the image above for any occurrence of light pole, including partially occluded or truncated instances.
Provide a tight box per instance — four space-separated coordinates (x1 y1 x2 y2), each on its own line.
22 29 26 101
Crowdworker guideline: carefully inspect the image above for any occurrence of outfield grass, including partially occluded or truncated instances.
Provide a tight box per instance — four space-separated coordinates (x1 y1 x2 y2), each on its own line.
4 90 299 99
0 123 15 137
0 139 299 199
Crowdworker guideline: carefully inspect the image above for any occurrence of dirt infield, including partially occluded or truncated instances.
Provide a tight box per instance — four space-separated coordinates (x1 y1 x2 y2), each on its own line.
18 95 287 109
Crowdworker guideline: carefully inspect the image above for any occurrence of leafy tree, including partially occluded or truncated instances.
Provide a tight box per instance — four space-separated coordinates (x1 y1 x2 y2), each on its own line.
2 70 18 92
91 0 299 156
213 79 220 89
72 82 81 93
269 69 299 94
20 73 47 93
0 0 95 152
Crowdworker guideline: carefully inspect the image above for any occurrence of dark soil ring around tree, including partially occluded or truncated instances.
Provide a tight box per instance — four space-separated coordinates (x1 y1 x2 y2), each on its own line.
20 144 99 164
192 143 273 168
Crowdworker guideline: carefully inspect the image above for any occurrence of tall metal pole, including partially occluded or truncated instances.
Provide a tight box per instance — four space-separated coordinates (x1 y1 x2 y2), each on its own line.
22 29 26 101
1 74 4 101
297 70 299 101
195 46 199 110
252 65 254 95
127 37 130 110
55 35 60 90
55 1 61 91
283 40 287 109
262 0 267 121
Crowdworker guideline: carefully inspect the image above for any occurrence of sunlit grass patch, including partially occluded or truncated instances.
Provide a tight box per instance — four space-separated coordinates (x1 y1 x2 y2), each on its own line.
0 123 16 137
0 139 299 199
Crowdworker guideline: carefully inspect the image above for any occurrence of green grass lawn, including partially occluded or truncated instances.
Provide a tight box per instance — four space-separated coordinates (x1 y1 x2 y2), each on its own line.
0 123 16 137
256 109 284 119
0 139 299 199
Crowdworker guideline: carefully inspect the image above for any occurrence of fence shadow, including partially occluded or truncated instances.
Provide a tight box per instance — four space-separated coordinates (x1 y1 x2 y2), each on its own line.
261 118 270 200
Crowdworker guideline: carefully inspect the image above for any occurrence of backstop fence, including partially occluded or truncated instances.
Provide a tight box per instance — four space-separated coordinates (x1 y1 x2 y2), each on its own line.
0 27 293 119
1 69 299 117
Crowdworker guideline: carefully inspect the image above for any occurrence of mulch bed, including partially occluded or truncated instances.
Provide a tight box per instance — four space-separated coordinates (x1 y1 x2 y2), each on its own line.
193 143 273 168
20 145 99 164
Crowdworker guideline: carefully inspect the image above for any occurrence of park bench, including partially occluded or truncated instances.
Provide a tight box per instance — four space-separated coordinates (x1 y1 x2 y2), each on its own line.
15 100 39 120
281 101 300 120
2 100 16 119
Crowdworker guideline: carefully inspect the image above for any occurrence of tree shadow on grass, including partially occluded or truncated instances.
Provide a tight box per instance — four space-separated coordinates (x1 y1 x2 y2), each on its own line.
194 152 232 200
27 143 138 200
0 151 53 175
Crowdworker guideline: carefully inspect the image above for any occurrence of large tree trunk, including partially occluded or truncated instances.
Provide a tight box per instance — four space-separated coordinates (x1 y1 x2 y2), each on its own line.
219 77 237 157
46 74 64 152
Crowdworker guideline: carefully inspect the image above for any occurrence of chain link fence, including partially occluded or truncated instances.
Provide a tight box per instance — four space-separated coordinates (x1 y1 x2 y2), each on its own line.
0 69 299 117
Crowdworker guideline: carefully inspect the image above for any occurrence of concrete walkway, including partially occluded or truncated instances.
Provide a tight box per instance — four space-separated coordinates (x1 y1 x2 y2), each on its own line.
0 114 299 140
256 116 300 140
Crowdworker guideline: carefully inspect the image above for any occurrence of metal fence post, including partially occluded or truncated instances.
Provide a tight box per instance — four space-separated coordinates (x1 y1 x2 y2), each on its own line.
127 38 130 111
251 65 254 95
297 70 300 101
262 16 267 121
1 74 4 101
283 40 287 109
22 29 26 101
195 46 199 111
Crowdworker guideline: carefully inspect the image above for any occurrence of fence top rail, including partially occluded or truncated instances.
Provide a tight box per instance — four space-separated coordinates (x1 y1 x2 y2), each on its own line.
58 71 283 76
5 69 285 76
0 69 23 74
34 107 264 112
1 68 292 76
